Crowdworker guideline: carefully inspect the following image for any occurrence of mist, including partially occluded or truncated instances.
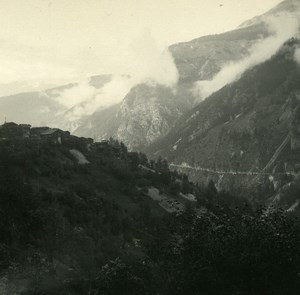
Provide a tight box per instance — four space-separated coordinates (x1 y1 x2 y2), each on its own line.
53 30 178 120
56 76 135 121
193 12 300 101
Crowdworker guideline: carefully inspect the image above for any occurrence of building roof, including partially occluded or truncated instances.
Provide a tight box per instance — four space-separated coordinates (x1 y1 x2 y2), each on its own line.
3 122 18 127
40 128 60 136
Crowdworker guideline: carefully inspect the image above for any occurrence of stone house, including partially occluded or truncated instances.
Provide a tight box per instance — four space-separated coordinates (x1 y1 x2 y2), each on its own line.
39 128 70 144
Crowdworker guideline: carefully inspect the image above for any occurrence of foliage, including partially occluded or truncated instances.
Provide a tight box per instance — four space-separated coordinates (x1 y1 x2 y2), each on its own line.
0 129 300 294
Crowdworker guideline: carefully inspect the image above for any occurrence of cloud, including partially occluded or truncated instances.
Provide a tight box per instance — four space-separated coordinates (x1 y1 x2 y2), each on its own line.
126 29 179 87
52 80 97 109
193 12 300 100
53 30 179 121
56 75 136 121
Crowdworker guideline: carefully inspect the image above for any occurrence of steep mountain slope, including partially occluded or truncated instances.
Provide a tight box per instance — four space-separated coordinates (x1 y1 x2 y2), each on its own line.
0 122 205 294
74 0 298 149
239 0 300 28
169 22 268 83
1 0 298 150
74 84 195 149
1 123 300 294
148 39 300 202
170 0 300 83
74 21 266 148
73 22 265 147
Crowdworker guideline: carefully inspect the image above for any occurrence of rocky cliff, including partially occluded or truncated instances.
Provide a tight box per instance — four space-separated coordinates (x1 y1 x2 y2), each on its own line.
74 0 299 149
148 39 300 203
73 18 269 149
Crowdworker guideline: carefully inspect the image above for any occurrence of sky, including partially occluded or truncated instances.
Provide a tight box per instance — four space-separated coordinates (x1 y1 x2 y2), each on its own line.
0 0 284 96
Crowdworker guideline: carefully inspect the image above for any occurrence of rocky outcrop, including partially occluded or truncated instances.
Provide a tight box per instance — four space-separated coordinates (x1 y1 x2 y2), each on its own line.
74 0 299 149
74 17 269 148
75 84 194 149
148 40 300 201
169 23 268 83
115 85 189 149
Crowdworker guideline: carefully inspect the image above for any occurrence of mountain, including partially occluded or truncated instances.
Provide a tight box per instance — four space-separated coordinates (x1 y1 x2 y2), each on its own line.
73 0 299 149
170 0 300 83
169 23 268 83
0 89 65 126
239 0 300 28
74 84 195 149
0 121 207 294
73 21 268 148
0 74 112 128
1 122 300 294
147 39 300 204
1 0 298 151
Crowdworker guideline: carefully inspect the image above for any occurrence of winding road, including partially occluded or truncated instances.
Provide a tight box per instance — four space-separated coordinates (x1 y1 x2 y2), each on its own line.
169 163 296 177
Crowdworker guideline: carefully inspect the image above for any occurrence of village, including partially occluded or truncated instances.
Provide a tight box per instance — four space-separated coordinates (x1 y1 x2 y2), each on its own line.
0 121 125 156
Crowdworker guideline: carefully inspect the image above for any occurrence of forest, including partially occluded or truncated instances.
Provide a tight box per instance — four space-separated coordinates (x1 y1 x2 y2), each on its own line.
0 125 299 294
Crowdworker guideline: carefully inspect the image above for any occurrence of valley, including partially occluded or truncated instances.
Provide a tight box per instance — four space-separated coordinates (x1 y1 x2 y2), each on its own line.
1 0 300 294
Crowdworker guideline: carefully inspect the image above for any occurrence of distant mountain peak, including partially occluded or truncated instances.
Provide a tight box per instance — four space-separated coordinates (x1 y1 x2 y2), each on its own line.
239 0 300 29
271 0 300 12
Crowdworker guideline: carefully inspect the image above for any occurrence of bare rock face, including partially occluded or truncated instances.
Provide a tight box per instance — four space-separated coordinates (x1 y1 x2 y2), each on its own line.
73 2 280 147
73 83 194 150
169 23 268 83
116 85 183 149
3 0 299 153
148 40 300 200
74 22 268 148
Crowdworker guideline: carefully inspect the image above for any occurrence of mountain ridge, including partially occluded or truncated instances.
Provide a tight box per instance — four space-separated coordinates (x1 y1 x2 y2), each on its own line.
147 38 300 203
1 0 299 150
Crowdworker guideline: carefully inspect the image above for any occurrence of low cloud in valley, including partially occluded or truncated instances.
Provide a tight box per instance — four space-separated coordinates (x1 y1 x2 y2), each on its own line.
54 30 178 119
193 12 300 100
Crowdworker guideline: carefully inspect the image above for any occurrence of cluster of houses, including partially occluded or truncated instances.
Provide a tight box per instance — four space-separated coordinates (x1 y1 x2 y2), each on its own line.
0 122 123 156
0 122 93 147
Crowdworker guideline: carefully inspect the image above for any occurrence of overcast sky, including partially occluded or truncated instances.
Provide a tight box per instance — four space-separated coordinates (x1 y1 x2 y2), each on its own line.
0 0 283 95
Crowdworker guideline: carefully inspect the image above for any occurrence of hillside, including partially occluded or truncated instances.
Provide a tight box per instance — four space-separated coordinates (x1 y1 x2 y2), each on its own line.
2 1 300 294
170 0 300 83
239 0 300 28
169 22 268 83
147 39 300 204
74 19 266 148
0 121 208 294
74 84 195 149
74 0 299 149
74 20 269 148
0 123 300 294
1 1 298 151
